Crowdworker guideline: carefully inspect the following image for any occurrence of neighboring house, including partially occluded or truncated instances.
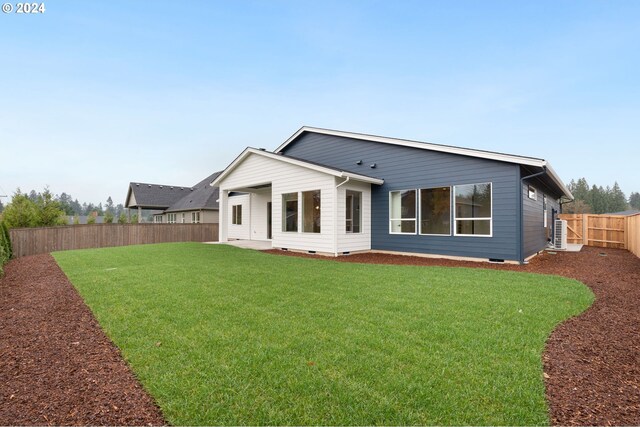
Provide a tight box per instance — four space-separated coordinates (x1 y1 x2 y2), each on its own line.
213 126 573 264
125 172 221 223
66 215 105 224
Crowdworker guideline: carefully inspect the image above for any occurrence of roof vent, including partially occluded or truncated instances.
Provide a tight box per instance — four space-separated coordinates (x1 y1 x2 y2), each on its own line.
370 163 377 168
148 184 152 187
170 187 174 189
259 148 266 151
160 186 163 189
356 160 362 165
136 183 140 186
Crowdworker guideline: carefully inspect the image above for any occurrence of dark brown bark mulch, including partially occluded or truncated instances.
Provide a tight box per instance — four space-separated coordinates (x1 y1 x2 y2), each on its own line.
0 254 165 426
265 246 640 426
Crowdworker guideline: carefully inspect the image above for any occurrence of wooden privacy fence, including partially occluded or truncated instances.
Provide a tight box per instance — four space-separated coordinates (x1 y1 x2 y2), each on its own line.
558 213 640 256
9 223 219 258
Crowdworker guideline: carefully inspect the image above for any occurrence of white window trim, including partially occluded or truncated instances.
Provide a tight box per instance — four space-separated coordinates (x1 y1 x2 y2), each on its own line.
192 211 201 224
543 194 548 228
301 189 321 234
181 213 185 223
167 213 176 224
345 190 362 234
231 205 242 225
418 186 452 236
282 192 299 233
453 182 493 238
528 185 537 200
389 189 417 235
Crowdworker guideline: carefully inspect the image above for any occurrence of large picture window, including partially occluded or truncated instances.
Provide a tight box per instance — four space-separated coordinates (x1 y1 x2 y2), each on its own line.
420 187 451 235
389 190 417 234
345 190 361 233
282 193 298 232
454 183 492 236
232 205 242 225
192 211 201 224
302 190 321 233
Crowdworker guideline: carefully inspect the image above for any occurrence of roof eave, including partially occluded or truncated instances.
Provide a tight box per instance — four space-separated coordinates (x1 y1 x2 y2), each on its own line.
275 126 546 167
212 147 383 187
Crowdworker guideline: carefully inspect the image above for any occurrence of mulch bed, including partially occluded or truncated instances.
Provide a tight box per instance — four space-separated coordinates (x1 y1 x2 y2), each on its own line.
0 247 638 426
0 254 165 426
265 246 640 426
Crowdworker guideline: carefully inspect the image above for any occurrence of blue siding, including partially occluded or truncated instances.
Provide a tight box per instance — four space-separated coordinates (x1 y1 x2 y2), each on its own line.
522 178 561 258
282 132 521 261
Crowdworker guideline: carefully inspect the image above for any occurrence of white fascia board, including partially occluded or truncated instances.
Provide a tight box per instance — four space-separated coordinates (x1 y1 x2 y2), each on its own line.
276 126 546 168
211 147 383 187
543 161 574 200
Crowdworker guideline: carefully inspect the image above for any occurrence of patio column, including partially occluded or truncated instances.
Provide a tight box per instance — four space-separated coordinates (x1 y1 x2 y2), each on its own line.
219 189 229 242
138 206 142 223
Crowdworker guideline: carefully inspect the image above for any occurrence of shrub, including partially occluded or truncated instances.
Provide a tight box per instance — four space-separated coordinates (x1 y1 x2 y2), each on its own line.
1 222 12 259
104 211 114 224
73 215 80 225
118 213 127 224
87 215 96 225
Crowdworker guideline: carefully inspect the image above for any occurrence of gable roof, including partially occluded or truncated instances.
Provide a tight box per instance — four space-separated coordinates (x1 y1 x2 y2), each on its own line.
211 147 385 187
125 182 193 209
276 126 572 199
165 172 221 213
126 171 223 211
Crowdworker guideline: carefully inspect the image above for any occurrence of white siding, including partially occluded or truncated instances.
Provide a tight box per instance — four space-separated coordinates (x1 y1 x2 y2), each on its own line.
228 194 250 240
250 189 271 240
201 210 219 224
336 180 372 252
218 153 337 253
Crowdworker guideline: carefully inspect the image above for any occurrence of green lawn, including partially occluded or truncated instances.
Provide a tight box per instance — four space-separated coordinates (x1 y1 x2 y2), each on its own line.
53 243 593 426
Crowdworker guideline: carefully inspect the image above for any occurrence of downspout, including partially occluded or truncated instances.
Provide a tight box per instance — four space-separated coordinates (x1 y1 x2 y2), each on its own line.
520 166 547 264
334 177 350 256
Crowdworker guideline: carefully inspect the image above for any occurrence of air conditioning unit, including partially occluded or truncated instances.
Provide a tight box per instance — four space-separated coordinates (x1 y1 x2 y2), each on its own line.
554 219 567 250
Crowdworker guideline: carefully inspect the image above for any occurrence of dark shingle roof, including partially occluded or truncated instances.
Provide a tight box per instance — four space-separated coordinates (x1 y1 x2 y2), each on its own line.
165 172 221 213
126 182 194 209
126 171 222 212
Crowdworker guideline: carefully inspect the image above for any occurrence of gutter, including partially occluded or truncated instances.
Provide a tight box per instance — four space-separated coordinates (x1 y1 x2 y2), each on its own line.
519 166 547 264
334 177 350 256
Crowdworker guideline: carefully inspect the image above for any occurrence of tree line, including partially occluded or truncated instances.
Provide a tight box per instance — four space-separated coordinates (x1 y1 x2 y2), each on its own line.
0 188 135 228
564 178 640 214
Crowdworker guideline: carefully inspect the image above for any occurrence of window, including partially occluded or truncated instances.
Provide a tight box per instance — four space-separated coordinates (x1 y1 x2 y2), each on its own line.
192 212 200 223
167 213 176 223
389 190 417 234
181 213 185 223
543 194 548 228
454 183 492 236
346 190 361 233
154 215 163 223
420 187 451 235
528 185 537 200
282 193 298 232
232 205 242 225
302 190 321 233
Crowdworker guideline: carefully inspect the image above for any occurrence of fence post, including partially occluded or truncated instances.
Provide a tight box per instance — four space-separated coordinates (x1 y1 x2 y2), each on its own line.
582 214 587 245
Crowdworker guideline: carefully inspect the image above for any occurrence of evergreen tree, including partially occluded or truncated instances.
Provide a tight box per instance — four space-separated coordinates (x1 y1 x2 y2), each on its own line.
104 211 114 224
117 212 127 224
2 190 38 228
105 197 115 215
35 188 67 226
609 182 628 213
629 192 640 210
0 199 4 213
70 199 82 215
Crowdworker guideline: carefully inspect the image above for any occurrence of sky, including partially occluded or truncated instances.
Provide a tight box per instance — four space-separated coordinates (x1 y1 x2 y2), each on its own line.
1 0 639 205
